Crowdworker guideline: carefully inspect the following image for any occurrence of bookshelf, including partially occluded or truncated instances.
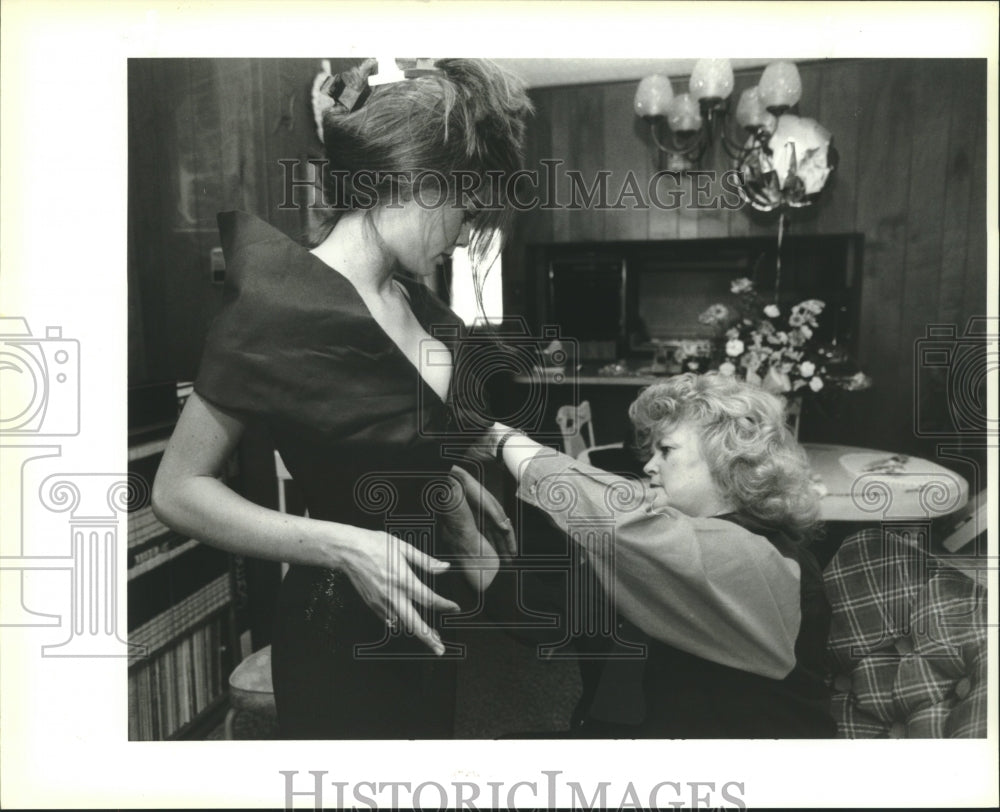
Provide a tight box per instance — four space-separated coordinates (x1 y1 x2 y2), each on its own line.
127 381 241 740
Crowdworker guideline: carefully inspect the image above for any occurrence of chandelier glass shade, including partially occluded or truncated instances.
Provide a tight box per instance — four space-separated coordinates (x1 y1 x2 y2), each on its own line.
758 61 803 110
689 58 735 102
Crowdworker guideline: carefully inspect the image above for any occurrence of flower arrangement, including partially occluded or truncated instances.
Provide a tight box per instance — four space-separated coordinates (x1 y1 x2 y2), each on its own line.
674 277 871 396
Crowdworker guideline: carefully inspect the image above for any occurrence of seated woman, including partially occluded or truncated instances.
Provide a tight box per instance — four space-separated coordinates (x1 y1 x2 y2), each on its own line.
485 372 835 738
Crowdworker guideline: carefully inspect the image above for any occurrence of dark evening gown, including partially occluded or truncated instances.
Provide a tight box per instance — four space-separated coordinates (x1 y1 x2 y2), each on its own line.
194 211 487 739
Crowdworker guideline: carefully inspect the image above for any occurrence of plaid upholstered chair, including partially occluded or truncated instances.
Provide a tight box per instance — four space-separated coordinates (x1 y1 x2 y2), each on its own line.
822 528 987 738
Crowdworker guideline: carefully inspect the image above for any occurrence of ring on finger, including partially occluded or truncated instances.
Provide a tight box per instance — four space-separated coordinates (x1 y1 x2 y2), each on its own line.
386 615 400 632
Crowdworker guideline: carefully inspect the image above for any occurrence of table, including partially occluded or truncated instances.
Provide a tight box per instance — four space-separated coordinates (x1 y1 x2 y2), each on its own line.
802 443 969 522
512 371 667 387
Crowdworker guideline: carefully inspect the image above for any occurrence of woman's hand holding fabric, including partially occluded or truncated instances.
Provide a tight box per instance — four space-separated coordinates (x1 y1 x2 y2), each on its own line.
338 529 459 655
436 471 500 591
450 465 517 561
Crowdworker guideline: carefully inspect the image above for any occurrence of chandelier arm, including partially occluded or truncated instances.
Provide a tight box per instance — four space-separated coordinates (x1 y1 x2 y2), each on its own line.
649 120 707 159
690 133 712 165
715 107 756 161
732 128 774 166
737 144 757 168
696 103 747 164
720 133 748 162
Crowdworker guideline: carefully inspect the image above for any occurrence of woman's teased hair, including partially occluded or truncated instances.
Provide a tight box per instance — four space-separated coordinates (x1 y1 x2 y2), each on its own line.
629 372 820 537
314 58 533 304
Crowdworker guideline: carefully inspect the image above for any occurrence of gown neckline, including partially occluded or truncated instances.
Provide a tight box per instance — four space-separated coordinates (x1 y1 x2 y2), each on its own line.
227 211 454 408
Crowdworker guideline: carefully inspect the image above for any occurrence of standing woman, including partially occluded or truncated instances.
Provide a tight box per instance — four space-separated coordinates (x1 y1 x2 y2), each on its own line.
152 59 531 738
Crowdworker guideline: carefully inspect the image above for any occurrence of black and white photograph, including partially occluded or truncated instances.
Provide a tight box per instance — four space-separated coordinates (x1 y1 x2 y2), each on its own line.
1 1 997 809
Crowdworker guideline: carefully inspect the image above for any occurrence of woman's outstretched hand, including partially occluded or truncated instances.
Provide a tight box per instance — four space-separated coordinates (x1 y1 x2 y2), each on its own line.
338 529 460 655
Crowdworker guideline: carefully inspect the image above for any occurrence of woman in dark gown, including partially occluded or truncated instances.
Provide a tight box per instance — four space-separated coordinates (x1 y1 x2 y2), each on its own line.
152 59 532 738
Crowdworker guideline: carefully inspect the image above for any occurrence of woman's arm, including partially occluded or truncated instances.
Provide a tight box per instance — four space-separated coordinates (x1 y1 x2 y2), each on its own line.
484 423 802 679
152 392 458 654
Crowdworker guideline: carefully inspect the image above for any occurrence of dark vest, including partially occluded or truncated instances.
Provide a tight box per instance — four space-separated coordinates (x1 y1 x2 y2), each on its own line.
574 513 836 739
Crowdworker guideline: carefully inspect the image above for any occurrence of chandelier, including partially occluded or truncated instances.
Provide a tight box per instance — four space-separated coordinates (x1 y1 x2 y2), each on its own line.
634 59 837 212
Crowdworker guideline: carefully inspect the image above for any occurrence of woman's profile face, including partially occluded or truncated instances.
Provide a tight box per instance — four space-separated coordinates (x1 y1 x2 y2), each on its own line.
379 194 476 278
643 420 730 518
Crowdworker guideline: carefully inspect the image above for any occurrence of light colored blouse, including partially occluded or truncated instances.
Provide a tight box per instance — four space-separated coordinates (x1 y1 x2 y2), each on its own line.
515 448 803 680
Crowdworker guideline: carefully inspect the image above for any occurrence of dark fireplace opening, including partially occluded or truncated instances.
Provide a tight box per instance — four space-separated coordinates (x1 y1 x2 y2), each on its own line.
529 234 864 365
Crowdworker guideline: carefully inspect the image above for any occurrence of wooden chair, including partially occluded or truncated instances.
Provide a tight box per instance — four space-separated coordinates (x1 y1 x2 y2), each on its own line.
941 488 987 552
577 443 628 466
274 450 303 577
555 400 625 465
274 449 303 518
555 401 597 459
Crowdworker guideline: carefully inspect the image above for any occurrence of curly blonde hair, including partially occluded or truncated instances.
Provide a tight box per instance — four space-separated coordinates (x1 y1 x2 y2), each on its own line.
629 372 820 538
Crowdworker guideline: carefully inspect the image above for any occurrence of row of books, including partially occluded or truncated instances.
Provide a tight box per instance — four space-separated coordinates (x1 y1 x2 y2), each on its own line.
129 538 200 580
129 504 172 548
128 612 229 741
127 502 219 583
128 382 240 740
129 574 233 739
129 573 232 665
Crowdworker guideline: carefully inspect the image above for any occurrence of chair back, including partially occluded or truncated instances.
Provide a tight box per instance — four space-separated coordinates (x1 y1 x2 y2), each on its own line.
274 450 301 577
941 488 987 552
555 401 596 458
274 450 296 515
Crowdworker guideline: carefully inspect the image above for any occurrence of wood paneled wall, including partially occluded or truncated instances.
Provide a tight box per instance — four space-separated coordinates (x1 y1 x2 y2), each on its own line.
503 59 987 459
128 57 356 385
128 59 359 615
